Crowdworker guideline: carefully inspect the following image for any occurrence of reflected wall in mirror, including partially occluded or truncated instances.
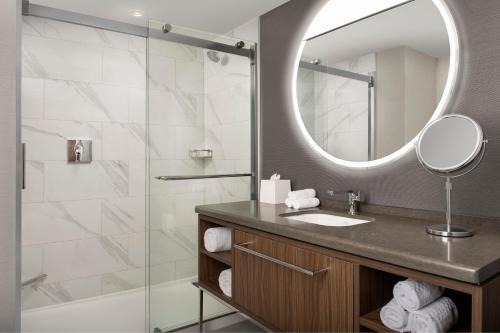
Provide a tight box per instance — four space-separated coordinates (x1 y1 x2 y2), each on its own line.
295 0 458 166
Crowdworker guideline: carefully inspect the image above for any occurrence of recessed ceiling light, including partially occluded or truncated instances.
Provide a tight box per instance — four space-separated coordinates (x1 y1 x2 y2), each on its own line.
128 9 144 18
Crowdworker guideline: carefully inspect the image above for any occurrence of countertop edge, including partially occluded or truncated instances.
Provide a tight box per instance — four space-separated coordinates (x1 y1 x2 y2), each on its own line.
196 206 483 284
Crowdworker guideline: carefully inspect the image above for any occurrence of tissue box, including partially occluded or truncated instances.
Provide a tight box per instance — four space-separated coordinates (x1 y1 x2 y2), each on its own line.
259 179 291 204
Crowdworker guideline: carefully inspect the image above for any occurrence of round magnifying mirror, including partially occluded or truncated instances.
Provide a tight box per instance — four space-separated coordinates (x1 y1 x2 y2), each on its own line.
416 114 486 238
417 115 483 173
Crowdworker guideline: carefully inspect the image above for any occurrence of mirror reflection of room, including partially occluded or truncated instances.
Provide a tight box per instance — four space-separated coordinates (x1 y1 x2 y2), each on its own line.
297 0 450 162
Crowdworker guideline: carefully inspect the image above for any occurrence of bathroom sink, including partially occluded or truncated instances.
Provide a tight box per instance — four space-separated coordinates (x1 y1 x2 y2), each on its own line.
281 212 372 227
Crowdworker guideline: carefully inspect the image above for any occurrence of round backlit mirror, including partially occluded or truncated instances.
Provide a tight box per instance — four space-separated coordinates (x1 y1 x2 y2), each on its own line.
293 0 460 168
416 114 487 238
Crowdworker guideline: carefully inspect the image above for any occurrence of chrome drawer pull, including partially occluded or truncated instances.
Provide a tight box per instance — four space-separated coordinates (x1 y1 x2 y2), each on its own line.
234 242 328 277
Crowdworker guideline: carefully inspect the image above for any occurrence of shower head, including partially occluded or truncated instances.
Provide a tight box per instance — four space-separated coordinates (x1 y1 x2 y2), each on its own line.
206 50 221 63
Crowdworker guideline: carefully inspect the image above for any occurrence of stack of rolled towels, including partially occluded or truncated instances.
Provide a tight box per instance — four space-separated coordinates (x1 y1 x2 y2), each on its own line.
285 189 320 209
218 268 232 297
203 227 232 297
380 279 458 333
203 227 231 253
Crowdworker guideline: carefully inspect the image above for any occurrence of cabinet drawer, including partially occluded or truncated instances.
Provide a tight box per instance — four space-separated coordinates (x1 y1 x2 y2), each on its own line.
233 230 354 332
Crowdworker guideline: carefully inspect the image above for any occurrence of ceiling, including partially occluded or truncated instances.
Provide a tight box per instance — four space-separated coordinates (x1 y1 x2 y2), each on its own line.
303 0 450 65
30 0 289 34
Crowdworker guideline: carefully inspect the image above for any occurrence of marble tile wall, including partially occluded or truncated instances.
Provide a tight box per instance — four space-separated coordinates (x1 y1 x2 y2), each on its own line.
148 37 252 290
21 16 147 310
21 16 253 311
299 53 375 161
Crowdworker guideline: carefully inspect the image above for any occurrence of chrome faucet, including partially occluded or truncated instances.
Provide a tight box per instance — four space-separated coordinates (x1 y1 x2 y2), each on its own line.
326 189 362 215
347 191 361 215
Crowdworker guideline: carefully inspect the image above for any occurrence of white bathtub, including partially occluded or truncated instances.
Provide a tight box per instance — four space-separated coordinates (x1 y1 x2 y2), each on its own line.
21 278 230 332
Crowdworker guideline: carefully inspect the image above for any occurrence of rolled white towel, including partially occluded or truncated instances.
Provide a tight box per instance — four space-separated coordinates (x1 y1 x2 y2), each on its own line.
204 227 231 253
394 279 444 311
218 269 232 297
288 189 316 201
292 197 320 210
380 298 409 332
408 297 458 333
285 198 294 208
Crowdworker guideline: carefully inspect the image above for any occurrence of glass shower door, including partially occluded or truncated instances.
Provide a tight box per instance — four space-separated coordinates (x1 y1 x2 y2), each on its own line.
146 21 255 332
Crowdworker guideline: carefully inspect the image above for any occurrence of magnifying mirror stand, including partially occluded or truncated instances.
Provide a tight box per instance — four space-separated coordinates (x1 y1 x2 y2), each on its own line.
425 139 488 238
426 177 474 237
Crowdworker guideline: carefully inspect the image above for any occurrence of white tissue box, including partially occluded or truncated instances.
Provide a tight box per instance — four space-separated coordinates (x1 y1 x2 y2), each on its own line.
259 179 291 204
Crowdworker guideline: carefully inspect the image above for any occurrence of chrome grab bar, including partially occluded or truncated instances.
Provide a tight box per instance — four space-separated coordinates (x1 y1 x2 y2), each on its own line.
155 173 252 181
233 242 328 277
22 273 47 288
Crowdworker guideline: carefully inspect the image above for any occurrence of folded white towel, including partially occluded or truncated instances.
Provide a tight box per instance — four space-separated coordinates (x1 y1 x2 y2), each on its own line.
218 269 232 297
292 197 320 209
380 298 410 332
394 279 444 311
204 227 231 253
408 297 458 333
288 189 316 201
285 198 294 208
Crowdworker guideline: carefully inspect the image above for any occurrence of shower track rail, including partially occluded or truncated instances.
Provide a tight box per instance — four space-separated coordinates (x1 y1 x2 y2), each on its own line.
155 173 253 182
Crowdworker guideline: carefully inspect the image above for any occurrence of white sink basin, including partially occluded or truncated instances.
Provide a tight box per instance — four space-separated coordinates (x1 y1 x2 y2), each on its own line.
284 213 372 227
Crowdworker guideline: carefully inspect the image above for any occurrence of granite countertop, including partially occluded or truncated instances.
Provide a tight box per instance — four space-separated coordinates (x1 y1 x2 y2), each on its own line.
195 200 500 284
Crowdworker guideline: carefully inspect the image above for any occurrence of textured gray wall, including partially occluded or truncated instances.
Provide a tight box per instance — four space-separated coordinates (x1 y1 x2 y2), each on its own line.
260 0 500 218
0 0 21 330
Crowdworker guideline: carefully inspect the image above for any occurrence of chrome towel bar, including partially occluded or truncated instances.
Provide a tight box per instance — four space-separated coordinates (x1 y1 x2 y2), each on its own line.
155 173 252 181
233 242 328 277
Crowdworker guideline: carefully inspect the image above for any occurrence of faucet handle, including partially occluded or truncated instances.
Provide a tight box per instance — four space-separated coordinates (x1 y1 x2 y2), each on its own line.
348 190 362 202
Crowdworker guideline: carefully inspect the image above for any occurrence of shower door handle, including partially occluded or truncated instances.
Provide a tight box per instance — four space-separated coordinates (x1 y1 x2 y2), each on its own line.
22 143 26 190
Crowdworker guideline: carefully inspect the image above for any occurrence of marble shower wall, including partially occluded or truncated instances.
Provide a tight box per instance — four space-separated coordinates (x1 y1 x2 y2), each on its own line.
21 16 253 310
148 35 252 289
298 53 375 161
21 16 147 310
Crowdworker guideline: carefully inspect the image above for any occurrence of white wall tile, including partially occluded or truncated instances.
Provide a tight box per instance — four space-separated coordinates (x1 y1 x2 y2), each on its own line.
102 268 146 294
175 60 204 94
102 48 146 88
21 276 102 310
148 55 175 91
44 161 129 201
128 87 146 124
150 263 176 285
21 245 44 279
102 123 146 160
43 236 131 283
22 200 101 245
128 159 146 197
102 197 146 235
22 35 102 82
22 78 44 119
45 80 129 122
149 125 176 160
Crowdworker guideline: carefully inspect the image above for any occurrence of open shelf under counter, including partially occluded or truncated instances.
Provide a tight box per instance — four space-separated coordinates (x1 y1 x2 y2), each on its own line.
359 308 393 333
200 249 232 266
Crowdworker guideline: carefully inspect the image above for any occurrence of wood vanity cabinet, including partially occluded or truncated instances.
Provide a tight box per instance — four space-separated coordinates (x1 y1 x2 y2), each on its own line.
233 229 354 332
198 215 500 333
